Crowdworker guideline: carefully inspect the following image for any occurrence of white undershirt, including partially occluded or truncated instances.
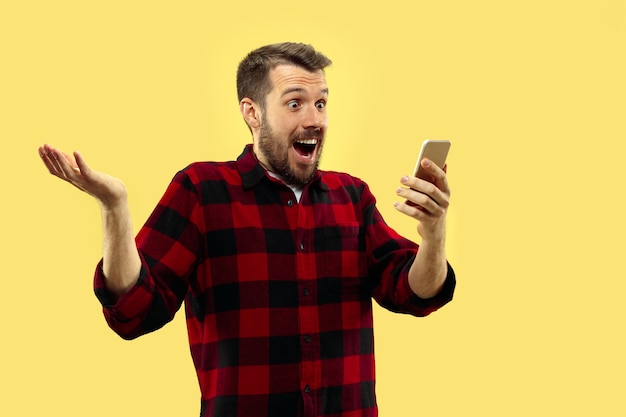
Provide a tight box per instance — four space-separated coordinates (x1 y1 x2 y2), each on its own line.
267 170 304 202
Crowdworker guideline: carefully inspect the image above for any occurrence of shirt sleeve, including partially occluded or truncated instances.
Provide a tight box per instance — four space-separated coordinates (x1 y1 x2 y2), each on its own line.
93 169 202 340
362 183 456 317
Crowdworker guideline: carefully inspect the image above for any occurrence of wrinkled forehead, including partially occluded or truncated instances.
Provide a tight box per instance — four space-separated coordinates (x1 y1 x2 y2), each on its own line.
268 64 328 97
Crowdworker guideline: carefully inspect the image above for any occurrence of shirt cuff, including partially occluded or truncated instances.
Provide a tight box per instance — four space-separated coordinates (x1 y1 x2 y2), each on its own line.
93 258 153 318
405 262 456 309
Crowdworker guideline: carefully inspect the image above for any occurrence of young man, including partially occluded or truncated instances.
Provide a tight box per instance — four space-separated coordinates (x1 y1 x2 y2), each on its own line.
39 42 455 417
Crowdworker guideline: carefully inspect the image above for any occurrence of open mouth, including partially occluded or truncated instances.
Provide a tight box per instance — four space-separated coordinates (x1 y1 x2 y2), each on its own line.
293 138 318 158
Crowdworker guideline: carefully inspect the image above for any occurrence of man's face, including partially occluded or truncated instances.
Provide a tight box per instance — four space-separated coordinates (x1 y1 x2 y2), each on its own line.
254 64 329 185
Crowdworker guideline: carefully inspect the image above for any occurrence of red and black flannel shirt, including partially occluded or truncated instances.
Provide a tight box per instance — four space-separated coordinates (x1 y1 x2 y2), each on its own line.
94 144 455 417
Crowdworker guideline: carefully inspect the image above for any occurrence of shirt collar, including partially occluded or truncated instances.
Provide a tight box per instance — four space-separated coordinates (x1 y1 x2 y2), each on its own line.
236 144 329 192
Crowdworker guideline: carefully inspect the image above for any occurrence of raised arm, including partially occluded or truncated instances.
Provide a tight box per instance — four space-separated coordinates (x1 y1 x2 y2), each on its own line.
394 158 451 299
38 144 141 298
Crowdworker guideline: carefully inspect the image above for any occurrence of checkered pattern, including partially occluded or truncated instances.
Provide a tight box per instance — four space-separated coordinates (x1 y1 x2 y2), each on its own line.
94 145 455 417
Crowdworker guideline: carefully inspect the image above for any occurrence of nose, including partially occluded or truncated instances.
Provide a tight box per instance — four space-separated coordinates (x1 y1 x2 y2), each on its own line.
303 104 327 131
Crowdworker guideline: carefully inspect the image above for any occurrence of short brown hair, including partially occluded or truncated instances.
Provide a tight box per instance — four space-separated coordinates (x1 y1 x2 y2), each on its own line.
236 42 332 107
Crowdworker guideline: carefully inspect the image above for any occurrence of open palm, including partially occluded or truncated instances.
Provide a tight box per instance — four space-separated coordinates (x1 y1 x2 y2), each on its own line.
38 144 127 209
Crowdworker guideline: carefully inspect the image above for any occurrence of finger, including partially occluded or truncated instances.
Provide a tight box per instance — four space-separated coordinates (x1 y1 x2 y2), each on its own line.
421 158 450 195
47 147 69 179
393 199 433 221
73 151 93 178
398 187 447 215
39 145 60 175
399 176 449 209
41 145 68 178
50 147 81 181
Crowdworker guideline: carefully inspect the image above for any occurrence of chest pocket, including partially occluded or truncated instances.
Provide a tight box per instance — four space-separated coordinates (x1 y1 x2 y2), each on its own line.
319 222 362 252
315 222 365 278
316 222 369 299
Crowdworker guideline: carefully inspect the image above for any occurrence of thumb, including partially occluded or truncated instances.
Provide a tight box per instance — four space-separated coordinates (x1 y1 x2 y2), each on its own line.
73 151 93 176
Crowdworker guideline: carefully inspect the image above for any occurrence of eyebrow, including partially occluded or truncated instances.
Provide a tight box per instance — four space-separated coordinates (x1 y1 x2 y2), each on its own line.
281 87 329 98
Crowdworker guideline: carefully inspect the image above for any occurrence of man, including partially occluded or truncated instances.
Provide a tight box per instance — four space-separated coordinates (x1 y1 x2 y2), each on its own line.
39 42 455 417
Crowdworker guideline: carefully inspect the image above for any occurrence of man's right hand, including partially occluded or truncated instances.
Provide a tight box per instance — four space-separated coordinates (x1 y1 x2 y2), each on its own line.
39 144 141 297
38 144 127 209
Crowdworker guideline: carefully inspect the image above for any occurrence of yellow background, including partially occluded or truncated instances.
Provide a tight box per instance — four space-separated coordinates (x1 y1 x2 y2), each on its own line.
1 1 625 415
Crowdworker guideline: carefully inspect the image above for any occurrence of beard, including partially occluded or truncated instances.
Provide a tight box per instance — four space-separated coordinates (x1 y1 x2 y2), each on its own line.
257 116 324 186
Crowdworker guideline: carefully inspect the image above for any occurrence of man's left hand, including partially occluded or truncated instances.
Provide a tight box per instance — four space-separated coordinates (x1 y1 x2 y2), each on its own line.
394 158 450 243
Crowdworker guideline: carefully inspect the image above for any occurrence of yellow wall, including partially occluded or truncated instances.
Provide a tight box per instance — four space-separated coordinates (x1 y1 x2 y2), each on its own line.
1 1 624 415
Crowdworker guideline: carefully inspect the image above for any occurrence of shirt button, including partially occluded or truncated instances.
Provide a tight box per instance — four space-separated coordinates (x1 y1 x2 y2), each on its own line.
299 242 304 251
302 288 309 296
287 199 294 207
304 385 311 393
304 335 311 343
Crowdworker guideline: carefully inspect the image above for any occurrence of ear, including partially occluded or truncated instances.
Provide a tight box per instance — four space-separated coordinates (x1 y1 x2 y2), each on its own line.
240 98 261 130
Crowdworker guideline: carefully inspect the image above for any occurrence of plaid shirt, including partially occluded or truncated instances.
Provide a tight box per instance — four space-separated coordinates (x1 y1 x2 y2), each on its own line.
94 144 455 417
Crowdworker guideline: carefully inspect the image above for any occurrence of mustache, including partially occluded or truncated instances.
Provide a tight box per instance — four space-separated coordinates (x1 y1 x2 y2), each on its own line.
292 128 324 141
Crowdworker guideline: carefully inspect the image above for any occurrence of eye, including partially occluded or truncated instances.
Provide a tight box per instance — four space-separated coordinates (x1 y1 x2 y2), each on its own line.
316 100 326 109
287 100 300 109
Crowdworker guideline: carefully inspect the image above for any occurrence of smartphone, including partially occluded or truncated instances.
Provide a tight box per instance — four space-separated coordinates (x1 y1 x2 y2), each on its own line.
412 139 451 183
